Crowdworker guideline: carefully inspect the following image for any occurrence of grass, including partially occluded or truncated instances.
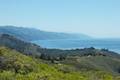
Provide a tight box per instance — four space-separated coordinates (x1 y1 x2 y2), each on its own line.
0 47 119 80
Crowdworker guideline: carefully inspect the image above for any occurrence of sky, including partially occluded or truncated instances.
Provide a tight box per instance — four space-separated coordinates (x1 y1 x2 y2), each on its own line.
0 0 120 38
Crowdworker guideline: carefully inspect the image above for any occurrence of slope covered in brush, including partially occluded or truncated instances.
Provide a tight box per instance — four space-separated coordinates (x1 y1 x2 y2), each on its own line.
0 47 120 80
0 33 120 76
0 34 42 56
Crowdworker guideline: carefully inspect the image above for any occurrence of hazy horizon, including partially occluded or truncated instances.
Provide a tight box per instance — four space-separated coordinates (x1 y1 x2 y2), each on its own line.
0 0 120 38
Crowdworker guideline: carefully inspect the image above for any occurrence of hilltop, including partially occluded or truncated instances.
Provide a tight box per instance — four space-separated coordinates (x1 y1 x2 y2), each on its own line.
0 34 42 56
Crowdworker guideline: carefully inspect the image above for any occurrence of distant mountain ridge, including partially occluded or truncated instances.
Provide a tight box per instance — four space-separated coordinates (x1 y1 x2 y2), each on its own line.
0 26 91 41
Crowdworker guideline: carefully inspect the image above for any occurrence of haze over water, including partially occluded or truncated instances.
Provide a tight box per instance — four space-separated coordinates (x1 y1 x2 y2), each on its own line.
33 39 120 53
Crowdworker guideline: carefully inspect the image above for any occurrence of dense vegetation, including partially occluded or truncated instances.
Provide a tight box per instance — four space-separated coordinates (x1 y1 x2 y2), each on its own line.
0 47 120 80
1 33 120 75
0 34 42 56
0 33 120 79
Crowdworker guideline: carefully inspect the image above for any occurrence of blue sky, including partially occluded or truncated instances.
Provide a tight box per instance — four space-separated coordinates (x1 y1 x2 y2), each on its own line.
0 0 120 38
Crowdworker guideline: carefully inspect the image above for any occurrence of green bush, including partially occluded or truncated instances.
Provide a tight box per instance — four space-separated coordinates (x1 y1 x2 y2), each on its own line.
0 47 119 80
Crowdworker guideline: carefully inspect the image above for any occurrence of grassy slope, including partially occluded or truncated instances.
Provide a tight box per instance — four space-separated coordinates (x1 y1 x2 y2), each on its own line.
61 56 120 75
0 47 120 80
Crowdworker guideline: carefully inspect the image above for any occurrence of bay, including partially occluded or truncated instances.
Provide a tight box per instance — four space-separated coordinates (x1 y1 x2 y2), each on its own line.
32 39 120 53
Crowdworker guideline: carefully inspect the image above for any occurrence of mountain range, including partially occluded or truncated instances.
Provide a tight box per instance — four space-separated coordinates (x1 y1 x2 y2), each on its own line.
0 26 91 41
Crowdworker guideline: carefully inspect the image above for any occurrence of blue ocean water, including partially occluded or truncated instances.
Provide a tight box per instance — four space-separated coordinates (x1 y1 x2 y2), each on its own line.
32 39 120 53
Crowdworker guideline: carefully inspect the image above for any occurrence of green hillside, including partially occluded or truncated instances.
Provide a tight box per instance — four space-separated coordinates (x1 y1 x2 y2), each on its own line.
0 47 120 80
61 55 120 74
1 33 120 79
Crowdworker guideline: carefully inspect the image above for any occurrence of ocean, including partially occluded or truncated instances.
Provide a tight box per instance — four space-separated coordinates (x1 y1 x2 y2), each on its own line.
32 39 120 53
